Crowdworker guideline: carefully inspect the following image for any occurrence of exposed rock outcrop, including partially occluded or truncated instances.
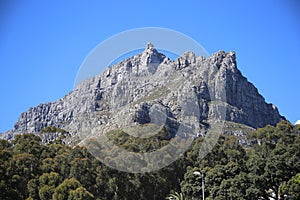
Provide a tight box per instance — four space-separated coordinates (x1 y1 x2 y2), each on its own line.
1 43 284 142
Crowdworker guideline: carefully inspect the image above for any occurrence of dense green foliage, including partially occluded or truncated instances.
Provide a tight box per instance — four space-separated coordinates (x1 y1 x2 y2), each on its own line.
179 121 300 200
40 126 68 133
105 126 170 153
0 121 299 199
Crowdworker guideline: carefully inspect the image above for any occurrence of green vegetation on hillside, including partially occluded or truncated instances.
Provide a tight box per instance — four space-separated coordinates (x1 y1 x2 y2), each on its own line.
0 120 299 200
40 126 68 133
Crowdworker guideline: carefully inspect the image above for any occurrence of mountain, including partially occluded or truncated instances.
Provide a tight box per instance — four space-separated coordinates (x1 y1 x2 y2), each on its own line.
1 43 284 142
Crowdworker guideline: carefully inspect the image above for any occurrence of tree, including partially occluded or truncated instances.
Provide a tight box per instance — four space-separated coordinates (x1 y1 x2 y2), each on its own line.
279 173 300 199
37 172 61 200
0 139 11 150
41 157 58 173
39 185 55 200
40 126 68 133
39 172 62 187
68 187 95 200
245 153 267 199
180 166 203 199
27 179 39 200
12 134 43 156
69 158 95 191
52 178 93 200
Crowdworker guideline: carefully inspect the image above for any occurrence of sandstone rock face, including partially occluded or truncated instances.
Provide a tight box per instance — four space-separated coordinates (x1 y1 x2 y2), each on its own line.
2 44 284 141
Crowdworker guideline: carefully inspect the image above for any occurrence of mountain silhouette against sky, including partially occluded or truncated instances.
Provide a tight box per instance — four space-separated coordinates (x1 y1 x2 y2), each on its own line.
1 44 284 142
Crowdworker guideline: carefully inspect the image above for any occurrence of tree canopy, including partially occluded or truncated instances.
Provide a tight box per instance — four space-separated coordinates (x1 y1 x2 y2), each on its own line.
0 121 299 199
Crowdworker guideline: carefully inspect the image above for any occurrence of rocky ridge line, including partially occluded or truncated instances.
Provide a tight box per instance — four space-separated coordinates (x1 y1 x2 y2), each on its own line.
1 43 284 142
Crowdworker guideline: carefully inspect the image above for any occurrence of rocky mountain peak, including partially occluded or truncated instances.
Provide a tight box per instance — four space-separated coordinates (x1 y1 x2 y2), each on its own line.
140 42 166 66
1 44 284 142
146 42 155 51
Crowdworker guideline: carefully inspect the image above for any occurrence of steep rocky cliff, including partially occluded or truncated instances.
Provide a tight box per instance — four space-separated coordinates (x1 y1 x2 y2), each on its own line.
2 43 284 142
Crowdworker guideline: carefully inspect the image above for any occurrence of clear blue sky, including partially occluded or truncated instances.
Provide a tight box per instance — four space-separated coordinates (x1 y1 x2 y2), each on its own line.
0 0 299 132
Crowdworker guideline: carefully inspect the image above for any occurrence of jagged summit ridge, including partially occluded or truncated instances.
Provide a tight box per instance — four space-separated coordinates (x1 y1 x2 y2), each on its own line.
141 42 166 65
2 43 284 141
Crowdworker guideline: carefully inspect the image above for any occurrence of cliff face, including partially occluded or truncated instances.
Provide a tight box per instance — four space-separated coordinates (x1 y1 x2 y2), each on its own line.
5 43 283 141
